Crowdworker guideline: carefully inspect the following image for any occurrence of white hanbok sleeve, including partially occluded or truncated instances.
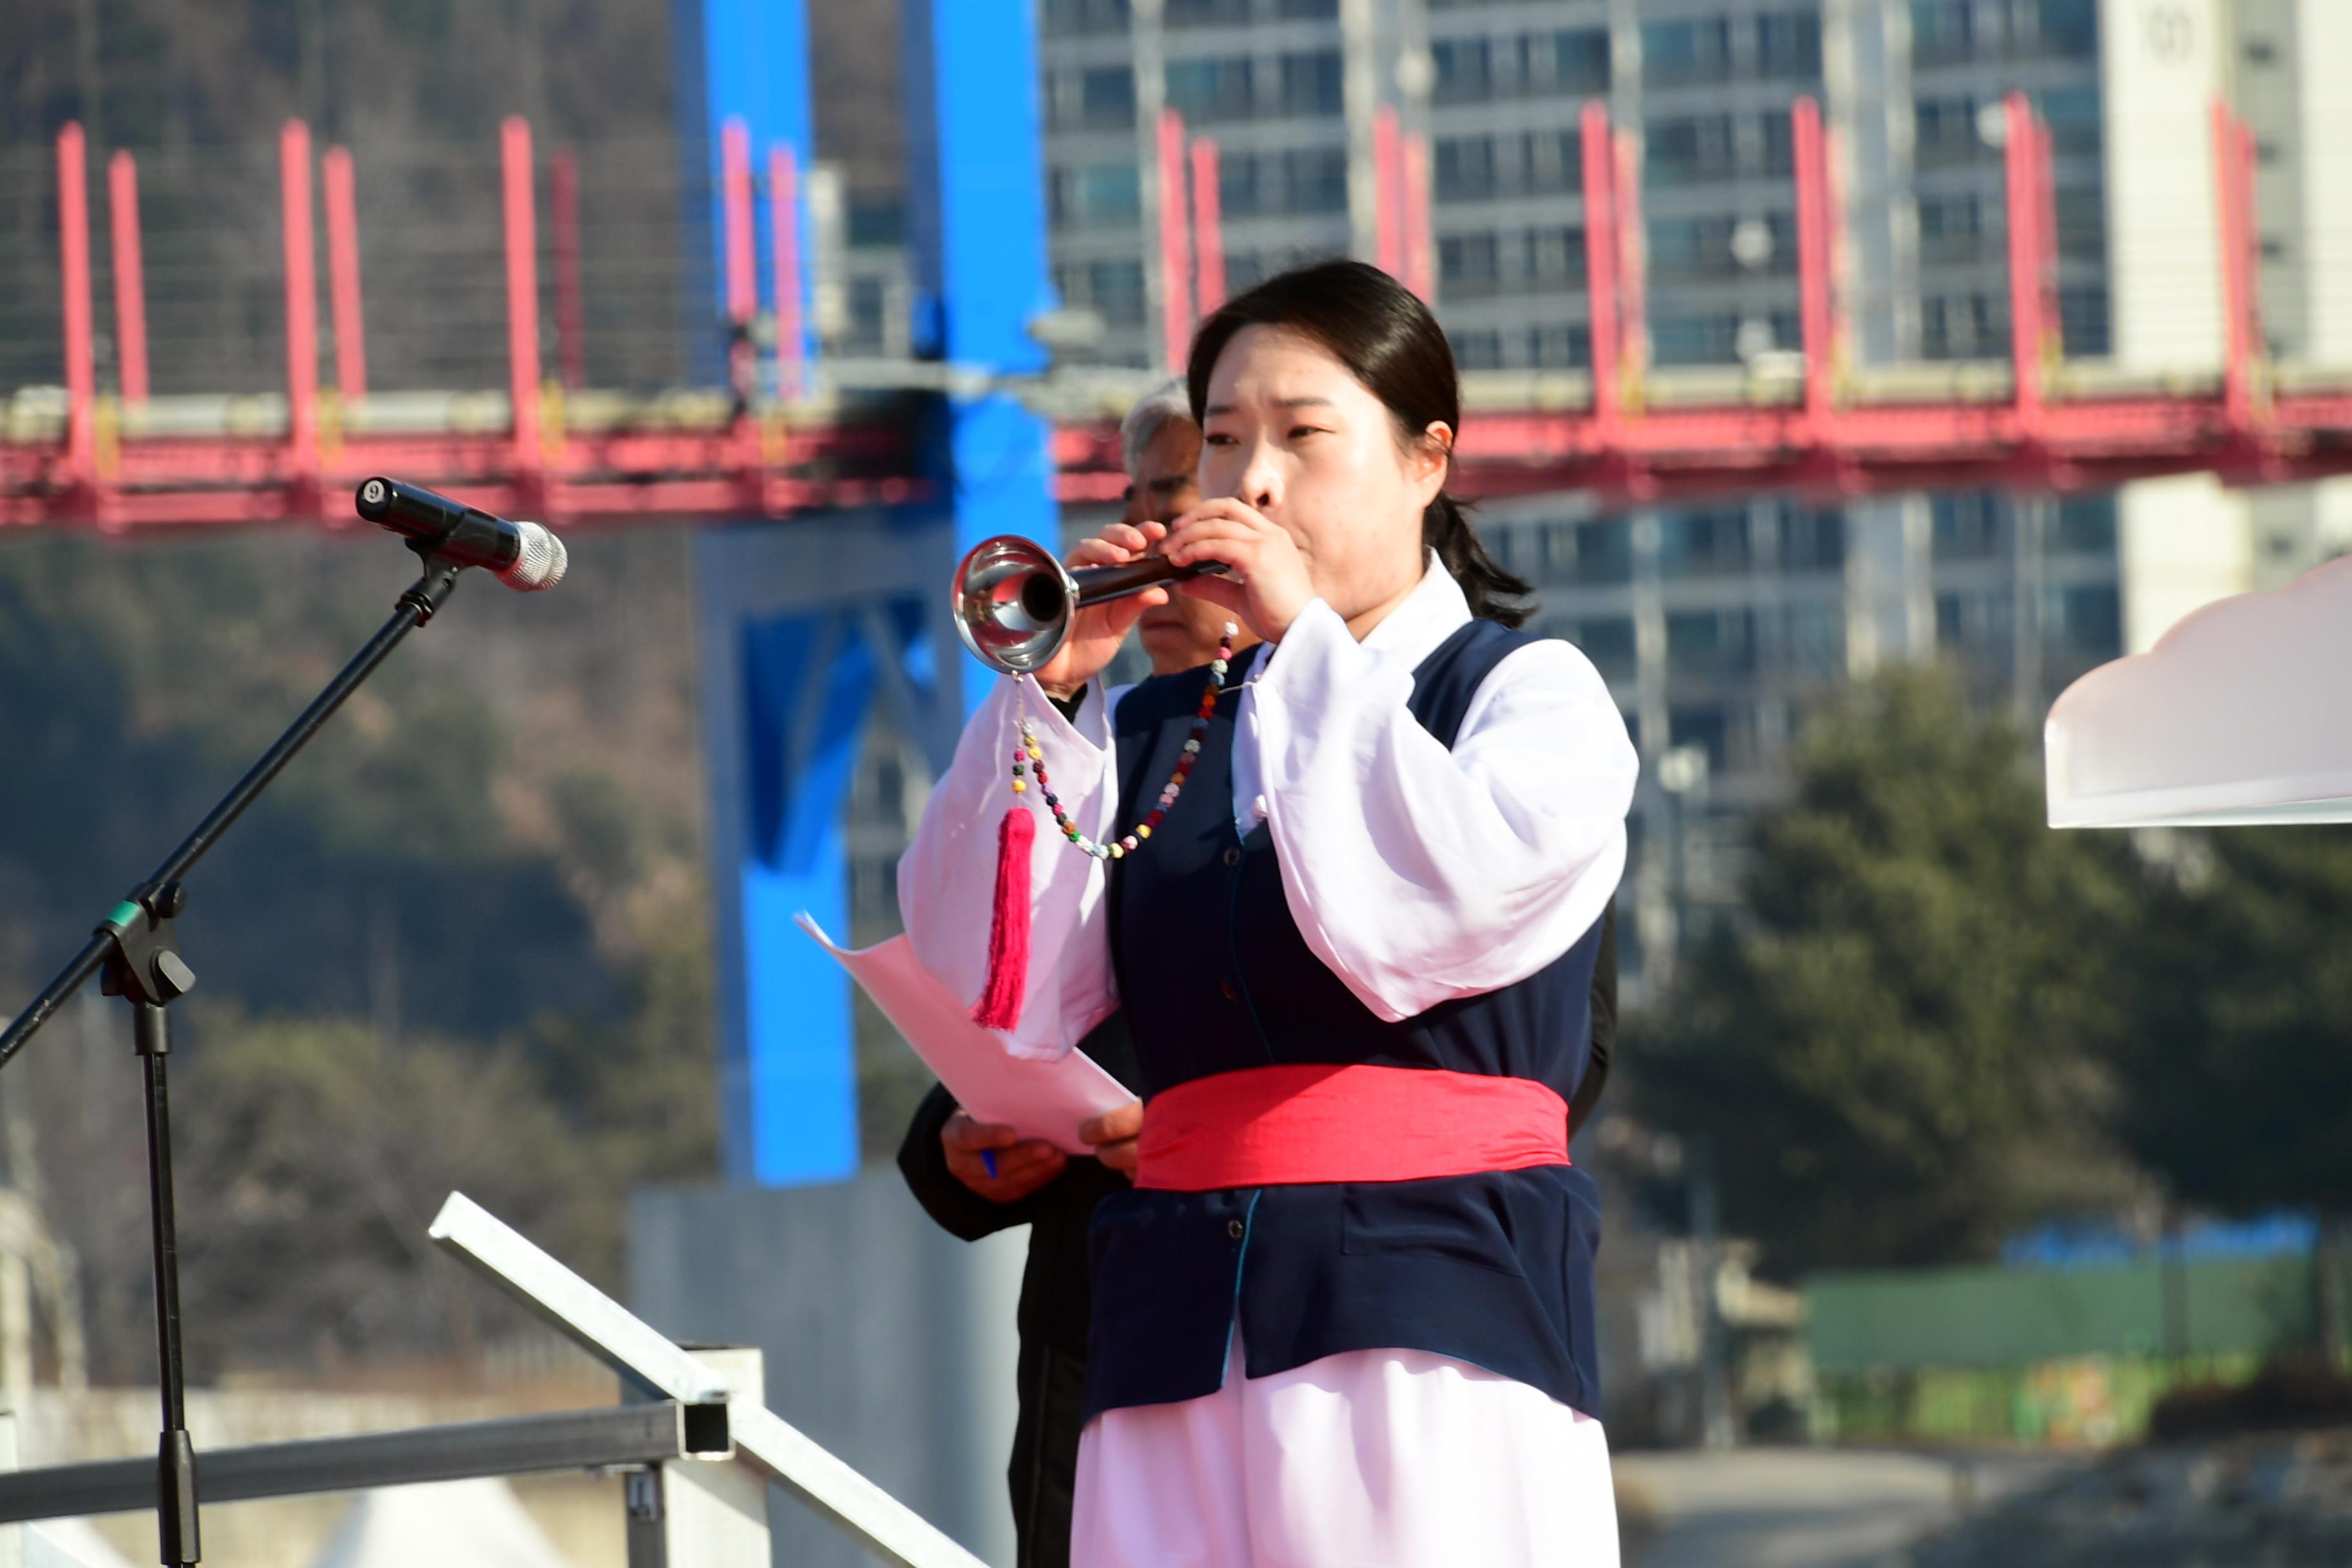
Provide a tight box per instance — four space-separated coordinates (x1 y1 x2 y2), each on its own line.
1249 600 1638 1022
897 672 1124 1060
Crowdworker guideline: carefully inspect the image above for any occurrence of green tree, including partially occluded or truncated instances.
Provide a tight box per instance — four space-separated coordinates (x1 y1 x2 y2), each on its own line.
2112 829 2352 1215
1634 667 2142 1272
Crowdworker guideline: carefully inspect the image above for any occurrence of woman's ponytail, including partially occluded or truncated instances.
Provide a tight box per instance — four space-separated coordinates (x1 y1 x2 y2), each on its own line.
1424 492 1533 629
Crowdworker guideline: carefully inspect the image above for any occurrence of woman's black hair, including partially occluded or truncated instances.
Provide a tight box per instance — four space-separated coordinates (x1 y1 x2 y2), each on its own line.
1184 258 1534 629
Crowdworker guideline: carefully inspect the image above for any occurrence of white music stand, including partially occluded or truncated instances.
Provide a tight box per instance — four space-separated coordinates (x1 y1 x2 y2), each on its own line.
2046 554 2352 828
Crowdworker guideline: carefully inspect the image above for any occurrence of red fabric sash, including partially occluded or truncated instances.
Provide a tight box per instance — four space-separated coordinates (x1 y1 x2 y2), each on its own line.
1134 1063 1571 1192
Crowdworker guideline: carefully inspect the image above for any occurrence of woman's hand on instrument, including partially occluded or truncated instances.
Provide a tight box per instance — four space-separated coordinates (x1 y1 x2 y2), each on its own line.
1034 522 1172 699
1079 1100 1144 1177
1164 499 1315 644
942 1110 1068 1202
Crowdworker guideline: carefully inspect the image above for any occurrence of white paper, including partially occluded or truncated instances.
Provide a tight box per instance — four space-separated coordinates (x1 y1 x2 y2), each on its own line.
796 914 1135 1155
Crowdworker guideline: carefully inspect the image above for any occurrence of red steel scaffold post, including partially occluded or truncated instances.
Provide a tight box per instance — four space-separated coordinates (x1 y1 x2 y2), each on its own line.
322 146 368 402
280 120 322 504
502 116 544 488
1157 108 1193 371
552 150 587 393
1402 130 1434 303
2002 92 2048 442
108 150 150 408
1190 135 1226 317
1578 100 1622 437
1612 127 1646 411
57 123 97 504
2212 101 2264 436
769 142 805 400
1373 104 1404 280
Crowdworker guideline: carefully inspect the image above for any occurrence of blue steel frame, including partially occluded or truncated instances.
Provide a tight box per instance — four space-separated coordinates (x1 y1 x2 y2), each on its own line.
680 0 1059 1184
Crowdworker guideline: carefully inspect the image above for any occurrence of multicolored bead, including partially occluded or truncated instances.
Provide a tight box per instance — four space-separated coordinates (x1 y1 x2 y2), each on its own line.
1010 623 1238 861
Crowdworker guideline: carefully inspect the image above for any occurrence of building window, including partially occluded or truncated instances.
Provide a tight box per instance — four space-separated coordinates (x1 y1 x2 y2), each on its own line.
1660 509 1752 577
1433 37 1494 104
1049 162 1142 230
1165 57 1255 122
1918 193 1991 264
1668 704 1732 774
1760 111 1796 176
1440 231 1502 297
1934 589 2013 652
1056 259 1147 328
2055 182 2105 259
1642 19 1734 87
1572 616 1638 680
1644 115 1738 187
1517 128 1583 195
1651 313 1741 366
1048 66 1136 132
1781 602 1847 678
1528 321 1589 368
1930 492 2004 561
2034 0 2098 57
1909 0 1975 63
1514 224 1585 292
1756 10 1822 79
2042 583 2121 656
1164 0 1250 26
1921 293 2004 360
1279 146 1349 213
1451 328 1504 369
1219 152 1264 217
1043 0 1132 33
1523 28 1611 95
1436 136 1498 202
2050 495 2117 556
2058 284 2110 356
2041 85 2102 158
1649 216 1733 280
1580 517 1637 585
1274 0 1338 15
1914 97 1987 167
1667 608 1758 676
1279 50 1344 118
1778 505 1845 572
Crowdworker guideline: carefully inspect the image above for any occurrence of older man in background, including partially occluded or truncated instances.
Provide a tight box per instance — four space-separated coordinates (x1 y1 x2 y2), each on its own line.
895 378 1244 1568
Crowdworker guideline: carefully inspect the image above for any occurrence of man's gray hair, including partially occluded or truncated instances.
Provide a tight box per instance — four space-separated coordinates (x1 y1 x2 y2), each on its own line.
1119 376 1197 481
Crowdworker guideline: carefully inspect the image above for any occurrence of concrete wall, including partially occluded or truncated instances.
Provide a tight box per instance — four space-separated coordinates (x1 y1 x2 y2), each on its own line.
628 1170 1026 1568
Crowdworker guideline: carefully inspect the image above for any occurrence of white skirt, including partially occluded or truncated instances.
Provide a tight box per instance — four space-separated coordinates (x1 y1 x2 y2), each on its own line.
1069 1332 1620 1568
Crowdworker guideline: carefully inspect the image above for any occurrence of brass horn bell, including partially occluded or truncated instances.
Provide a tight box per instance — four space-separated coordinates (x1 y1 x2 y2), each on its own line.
952 534 1222 676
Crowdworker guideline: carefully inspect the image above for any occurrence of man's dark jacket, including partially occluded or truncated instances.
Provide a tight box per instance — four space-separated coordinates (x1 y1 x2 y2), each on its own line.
896 902 1613 1568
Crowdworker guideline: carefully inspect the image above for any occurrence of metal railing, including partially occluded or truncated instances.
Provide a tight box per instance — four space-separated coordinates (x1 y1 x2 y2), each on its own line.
0 1191 986 1568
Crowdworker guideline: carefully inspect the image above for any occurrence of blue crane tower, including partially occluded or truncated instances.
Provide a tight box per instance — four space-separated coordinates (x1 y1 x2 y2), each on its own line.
674 0 1056 1184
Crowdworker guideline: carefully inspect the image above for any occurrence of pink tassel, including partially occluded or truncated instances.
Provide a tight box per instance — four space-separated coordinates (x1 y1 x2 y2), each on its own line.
972 805 1035 1030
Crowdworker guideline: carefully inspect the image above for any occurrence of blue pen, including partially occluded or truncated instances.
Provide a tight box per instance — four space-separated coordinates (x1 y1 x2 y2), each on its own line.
982 1150 999 1180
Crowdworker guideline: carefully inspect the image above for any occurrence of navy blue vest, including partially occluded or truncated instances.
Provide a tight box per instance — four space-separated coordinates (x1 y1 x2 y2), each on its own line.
1085 618 1607 1421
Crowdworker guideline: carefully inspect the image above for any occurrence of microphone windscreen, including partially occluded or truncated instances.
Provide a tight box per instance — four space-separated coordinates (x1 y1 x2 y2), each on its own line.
496 522 569 592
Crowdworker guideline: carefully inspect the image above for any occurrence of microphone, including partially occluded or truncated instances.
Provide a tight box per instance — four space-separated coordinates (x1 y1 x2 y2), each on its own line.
353 478 569 592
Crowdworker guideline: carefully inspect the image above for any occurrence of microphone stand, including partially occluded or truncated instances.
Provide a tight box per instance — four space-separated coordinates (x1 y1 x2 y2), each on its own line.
0 544 469 1567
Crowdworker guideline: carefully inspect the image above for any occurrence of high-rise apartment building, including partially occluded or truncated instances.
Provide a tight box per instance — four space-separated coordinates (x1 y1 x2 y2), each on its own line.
820 0 2326 995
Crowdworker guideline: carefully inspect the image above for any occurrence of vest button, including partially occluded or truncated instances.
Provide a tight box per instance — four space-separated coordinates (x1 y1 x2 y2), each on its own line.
1223 847 1242 868
1228 1219 1246 1240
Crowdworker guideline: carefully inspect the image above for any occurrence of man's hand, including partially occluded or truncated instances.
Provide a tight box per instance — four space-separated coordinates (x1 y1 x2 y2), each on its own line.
942 1111 1068 1203
1080 1101 1144 1176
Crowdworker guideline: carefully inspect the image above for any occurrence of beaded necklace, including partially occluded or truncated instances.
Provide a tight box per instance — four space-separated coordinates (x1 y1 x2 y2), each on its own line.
1011 622 1238 861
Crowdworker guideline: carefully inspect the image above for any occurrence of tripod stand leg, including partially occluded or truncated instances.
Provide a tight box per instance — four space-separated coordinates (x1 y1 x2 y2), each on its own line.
135 1003 201 1567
